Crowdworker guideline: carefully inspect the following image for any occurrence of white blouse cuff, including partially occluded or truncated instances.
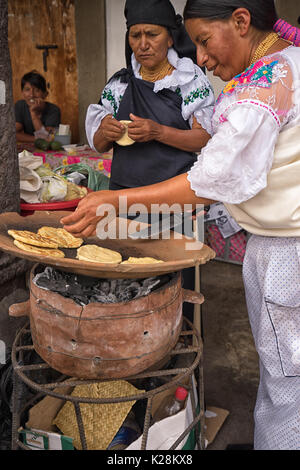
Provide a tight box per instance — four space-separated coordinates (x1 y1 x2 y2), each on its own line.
85 104 110 151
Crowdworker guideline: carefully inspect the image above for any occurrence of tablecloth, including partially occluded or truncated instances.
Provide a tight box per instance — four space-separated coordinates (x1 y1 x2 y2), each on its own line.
17 143 112 178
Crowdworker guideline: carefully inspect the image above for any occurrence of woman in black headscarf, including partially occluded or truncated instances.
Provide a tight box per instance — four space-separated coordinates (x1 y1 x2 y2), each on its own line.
85 0 215 322
85 0 214 191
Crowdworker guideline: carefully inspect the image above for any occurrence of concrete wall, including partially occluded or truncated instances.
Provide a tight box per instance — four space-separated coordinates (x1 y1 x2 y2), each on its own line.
75 0 106 143
276 0 299 27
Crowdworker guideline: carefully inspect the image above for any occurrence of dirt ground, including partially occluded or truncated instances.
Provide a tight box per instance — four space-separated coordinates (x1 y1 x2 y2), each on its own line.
200 259 259 450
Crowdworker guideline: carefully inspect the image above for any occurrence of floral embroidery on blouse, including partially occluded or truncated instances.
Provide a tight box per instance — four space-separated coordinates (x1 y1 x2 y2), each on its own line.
175 87 182 97
183 86 211 106
216 59 280 106
101 89 120 117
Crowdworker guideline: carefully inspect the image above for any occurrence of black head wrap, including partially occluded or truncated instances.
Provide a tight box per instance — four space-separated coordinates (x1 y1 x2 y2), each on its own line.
124 0 197 67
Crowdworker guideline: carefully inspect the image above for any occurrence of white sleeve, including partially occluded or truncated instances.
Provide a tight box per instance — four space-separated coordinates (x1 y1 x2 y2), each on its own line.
85 104 110 150
85 79 127 150
187 103 280 204
180 67 215 135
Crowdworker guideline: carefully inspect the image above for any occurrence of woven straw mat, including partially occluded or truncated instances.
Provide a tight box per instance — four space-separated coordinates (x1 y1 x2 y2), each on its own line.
53 380 144 450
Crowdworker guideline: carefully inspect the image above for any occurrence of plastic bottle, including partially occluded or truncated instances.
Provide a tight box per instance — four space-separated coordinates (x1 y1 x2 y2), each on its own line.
152 386 188 423
107 411 141 450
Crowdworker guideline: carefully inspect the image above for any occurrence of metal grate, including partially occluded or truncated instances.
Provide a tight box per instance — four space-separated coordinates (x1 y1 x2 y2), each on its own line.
11 317 206 451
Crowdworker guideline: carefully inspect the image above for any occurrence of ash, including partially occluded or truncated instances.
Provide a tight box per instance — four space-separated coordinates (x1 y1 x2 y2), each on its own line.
33 267 174 306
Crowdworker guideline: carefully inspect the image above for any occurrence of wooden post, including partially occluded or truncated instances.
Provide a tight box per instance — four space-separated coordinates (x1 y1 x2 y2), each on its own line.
0 0 28 287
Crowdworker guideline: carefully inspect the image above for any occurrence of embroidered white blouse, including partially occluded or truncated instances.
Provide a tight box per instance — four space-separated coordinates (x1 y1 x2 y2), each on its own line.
85 48 215 150
187 46 300 205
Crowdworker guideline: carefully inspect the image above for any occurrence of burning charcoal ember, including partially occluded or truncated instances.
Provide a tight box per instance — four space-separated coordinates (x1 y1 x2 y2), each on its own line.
32 267 174 305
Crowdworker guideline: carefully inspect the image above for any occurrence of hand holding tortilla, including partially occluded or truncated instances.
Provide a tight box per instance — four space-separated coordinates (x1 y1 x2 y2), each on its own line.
116 120 135 146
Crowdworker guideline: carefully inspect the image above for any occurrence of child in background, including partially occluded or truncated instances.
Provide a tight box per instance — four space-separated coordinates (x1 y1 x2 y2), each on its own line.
15 70 61 143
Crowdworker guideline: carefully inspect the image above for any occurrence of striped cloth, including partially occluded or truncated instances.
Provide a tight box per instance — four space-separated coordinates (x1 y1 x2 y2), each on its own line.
274 19 300 46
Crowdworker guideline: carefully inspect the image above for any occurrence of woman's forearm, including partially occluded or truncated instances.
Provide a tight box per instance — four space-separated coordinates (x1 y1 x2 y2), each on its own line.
156 125 210 152
116 173 215 211
16 131 35 143
61 173 216 238
93 126 113 152
30 112 43 131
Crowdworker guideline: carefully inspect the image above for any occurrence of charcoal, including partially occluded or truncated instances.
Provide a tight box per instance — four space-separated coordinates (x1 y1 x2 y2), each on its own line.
32 267 173 306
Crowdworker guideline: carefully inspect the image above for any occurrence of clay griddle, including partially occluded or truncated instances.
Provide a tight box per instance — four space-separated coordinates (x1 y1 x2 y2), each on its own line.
0 211 215 279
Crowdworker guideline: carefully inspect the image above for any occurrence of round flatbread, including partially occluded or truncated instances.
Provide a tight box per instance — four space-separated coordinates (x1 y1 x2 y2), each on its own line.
121 257 164 264
13 239 65 258
116 120 135 146
8 229 59 248
38 226 83 248
76 245 122 264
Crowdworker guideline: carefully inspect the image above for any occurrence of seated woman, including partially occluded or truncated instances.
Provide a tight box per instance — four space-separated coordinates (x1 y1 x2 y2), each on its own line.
15 70 61 143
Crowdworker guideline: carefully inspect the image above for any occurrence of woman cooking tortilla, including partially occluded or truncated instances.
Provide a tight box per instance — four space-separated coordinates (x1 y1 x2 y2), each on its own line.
63 0 300 450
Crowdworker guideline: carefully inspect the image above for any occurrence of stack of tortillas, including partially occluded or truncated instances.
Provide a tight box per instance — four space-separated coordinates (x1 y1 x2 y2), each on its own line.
8 227 83 258
8 228 164 264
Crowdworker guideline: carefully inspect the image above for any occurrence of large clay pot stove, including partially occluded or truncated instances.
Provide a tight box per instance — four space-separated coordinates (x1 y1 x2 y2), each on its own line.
10 264 204 380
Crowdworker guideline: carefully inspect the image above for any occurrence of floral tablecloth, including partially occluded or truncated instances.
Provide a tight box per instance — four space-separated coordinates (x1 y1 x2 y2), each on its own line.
17 143 112 178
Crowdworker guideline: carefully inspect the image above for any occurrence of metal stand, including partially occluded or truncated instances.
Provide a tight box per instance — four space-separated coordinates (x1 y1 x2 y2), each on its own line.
11 317 205 451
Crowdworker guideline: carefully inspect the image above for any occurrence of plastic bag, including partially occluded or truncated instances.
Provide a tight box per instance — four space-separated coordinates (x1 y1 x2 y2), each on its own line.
38 175 68 202
54 163 110 191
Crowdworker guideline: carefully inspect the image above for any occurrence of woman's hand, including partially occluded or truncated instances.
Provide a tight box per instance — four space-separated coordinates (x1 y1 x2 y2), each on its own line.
128 113 162 142
61 190 117 238
100 115 126 142
28 98 45 116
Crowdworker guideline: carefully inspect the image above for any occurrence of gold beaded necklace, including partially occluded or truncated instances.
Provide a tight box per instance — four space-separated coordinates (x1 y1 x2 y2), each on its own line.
249 32 280 66
140 57 175 82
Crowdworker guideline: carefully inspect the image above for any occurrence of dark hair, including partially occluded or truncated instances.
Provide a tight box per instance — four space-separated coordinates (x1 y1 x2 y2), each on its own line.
183 0 278 31
21 70 47 93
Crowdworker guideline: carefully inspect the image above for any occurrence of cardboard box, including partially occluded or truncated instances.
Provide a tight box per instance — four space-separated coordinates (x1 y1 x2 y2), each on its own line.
19 427 73 450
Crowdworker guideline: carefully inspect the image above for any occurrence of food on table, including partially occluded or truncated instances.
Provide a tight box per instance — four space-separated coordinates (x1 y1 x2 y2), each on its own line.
34 138 51 151
34 165 87 203
7 229 59 248
34 138 62 151
76 245 122 263
116 120 135 146
64 182 87 201
38 227 83 248
121 257 164 264
50 141 62 151
13 239 65 258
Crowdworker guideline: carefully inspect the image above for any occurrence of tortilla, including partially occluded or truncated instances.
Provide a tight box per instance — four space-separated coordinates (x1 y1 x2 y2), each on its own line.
8 229 59 248
38 226 83 248
13 239 65 258
121 257 164 264
116 120 135 146
76 245 122 264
